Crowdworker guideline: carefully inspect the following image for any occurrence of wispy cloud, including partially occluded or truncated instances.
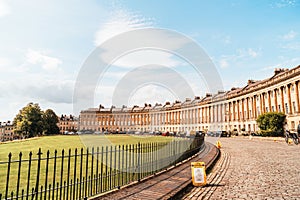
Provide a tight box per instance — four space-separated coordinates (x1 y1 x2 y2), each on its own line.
219 59 229 69
281 30 297 40
0 57 11 69
218 48 260 68
94 9 154 46
212 34 231 45
113 50 183 68
281 42 300 50
0 0 10 17
26 49 62 72
259 57 300 72
271 0 298 8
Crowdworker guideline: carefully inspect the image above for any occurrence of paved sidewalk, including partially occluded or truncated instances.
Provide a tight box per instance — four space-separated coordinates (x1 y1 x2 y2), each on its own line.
181 137 300 199
91 142 219 200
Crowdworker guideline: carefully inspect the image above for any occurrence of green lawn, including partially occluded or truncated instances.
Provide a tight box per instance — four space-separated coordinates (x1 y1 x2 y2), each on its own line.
0 134 178 198
0 135 174 161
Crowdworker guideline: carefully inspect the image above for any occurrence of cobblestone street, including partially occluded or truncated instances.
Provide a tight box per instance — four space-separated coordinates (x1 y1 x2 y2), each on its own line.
182 137 300 199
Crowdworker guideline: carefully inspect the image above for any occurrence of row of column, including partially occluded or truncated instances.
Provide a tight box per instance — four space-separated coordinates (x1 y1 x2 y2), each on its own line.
83 81 300 130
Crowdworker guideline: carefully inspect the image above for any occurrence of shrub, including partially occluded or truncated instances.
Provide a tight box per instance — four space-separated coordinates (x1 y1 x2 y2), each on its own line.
256 112 286 137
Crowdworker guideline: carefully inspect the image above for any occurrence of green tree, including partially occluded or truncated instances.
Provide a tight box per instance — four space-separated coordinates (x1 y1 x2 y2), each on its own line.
13 103 44 138
256 112 286 136
43 109 60 135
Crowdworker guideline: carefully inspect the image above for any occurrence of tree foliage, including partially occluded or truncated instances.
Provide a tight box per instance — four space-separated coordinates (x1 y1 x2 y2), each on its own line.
256 112 286 136
43 109 60 135
13 103 60 138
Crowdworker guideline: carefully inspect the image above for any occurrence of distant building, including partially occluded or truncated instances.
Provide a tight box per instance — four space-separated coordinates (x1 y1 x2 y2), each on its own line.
79 65 300 134
58 114 79 134
0 121 14 142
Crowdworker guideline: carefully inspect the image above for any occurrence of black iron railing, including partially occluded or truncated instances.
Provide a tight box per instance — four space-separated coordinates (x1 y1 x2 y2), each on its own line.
0 136 204 200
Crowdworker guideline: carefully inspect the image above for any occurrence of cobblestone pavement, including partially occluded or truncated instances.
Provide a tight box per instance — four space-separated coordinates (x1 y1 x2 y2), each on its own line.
182 137 300 200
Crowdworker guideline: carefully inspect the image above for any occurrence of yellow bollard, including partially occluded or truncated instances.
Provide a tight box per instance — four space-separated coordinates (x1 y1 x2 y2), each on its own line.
274 138 277 142
216 141 222 149
191 162 207 186
288 138 293 145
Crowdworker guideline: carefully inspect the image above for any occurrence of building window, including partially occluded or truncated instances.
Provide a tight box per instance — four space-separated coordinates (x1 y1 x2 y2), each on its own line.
291 121 295 130
293 101 296 113
272 106 274 112
285 103 289 113
278 105 281 112
266 107 268 112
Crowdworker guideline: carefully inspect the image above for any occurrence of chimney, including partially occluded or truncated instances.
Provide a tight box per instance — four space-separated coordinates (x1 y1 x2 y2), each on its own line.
194 96 200 100
206 93 212 97
185 98 191 102
247 79 254 85
274 68 285 75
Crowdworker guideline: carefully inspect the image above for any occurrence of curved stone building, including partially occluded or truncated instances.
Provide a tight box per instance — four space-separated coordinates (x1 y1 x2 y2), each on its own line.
79 65 300 134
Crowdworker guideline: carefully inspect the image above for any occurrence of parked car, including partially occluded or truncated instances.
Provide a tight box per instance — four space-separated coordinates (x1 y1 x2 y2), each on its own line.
162 132 170 136
220 131 231 137
154 131 162 135
206 131 214 137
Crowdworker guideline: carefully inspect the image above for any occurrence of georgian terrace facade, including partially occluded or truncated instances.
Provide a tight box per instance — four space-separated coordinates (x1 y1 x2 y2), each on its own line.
79 66 300 134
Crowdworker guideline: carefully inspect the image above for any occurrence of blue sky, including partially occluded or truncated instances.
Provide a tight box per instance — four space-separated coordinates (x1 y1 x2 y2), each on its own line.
1 0 300 120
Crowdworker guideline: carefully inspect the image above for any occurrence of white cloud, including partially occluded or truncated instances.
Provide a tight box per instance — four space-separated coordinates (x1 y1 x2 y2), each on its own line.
272 0 297 8
281 42 300 50
113 50 182 68
94 8 189 70
26 49 62 72
281 30 297 40
218 48 260 69
224 36 231 44
259 57 300 72
237 48 260 58
247 48 259 58
219 58 229 68
128 84 177 106
94 9 154 46
0 57 11 69
212 34 231 45
0 0 10 17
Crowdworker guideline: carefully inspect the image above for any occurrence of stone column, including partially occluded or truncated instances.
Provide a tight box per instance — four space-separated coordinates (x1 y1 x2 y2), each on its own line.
295 81 300 113
246 97 249 119
262 93 266 114
241 99 245 121
274 89 278 112
210 106 213 123
287 84 292 114
280 86 285 113
228 102 232 122
268 91 271 112
203 107 205 123
253 95 257 118
232 101 236 121
259 94 263 115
